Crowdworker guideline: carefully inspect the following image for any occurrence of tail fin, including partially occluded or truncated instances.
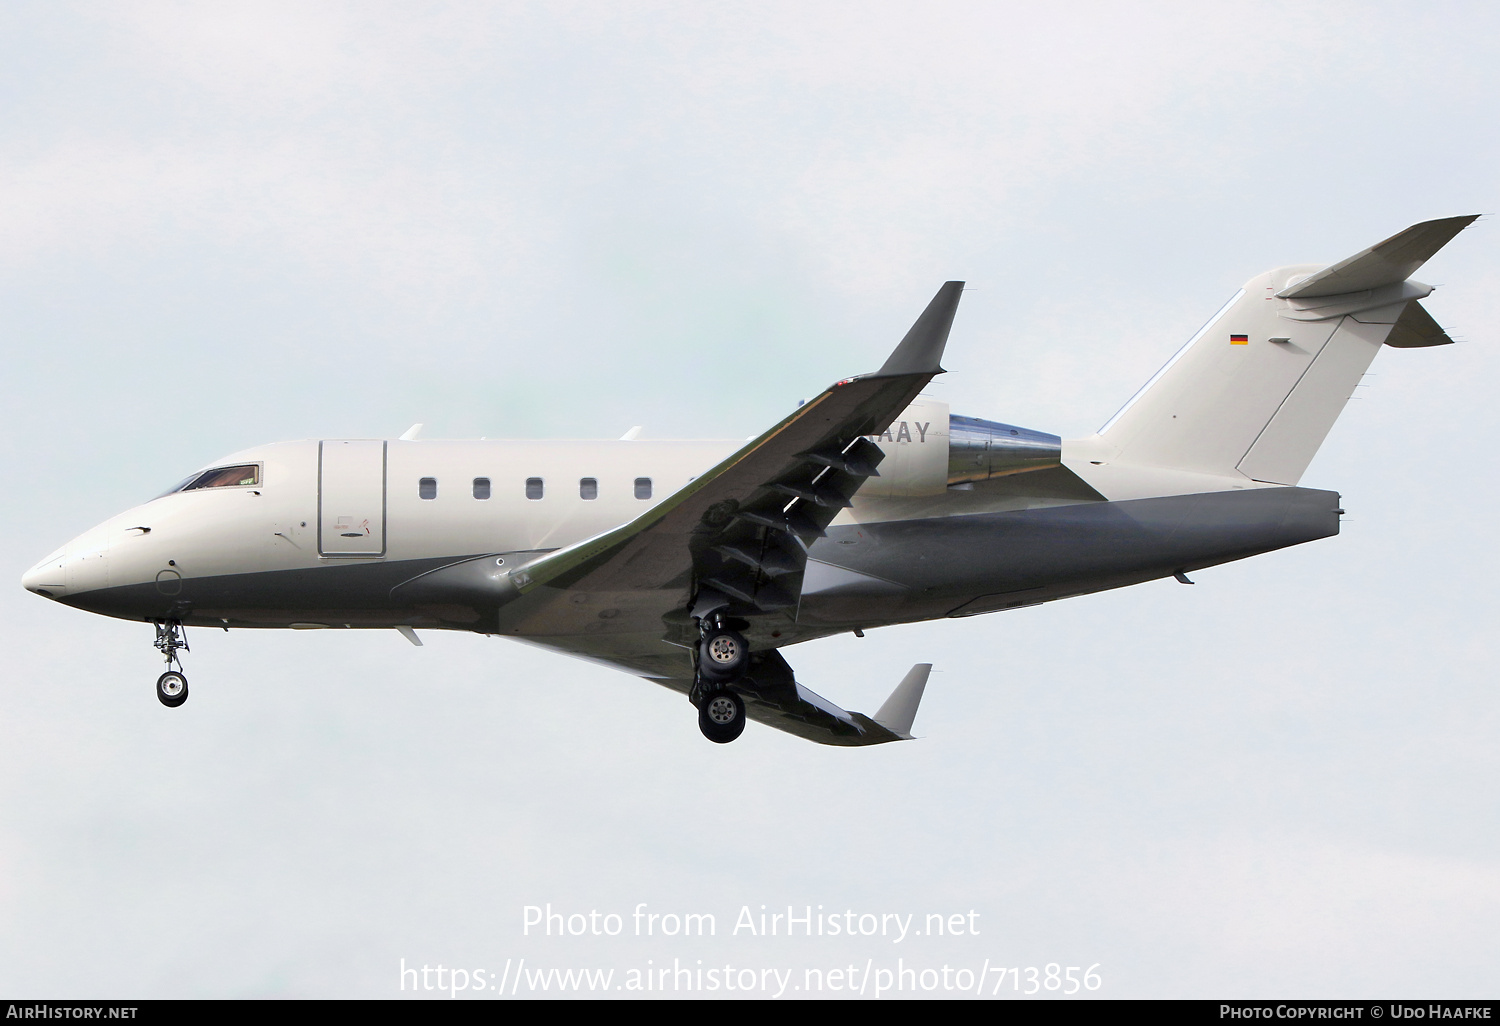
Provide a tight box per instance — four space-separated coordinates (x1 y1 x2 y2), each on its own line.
1075 216 1476 491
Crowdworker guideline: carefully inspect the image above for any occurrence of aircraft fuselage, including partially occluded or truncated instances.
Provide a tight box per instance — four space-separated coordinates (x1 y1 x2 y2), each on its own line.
24 432 1340 685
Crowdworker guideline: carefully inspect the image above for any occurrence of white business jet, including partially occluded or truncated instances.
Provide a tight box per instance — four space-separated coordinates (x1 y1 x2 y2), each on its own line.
22 217 1476 745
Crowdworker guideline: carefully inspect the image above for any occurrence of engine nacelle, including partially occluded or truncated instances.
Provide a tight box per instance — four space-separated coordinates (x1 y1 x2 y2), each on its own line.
947 415 1061 484
857 398 1062 497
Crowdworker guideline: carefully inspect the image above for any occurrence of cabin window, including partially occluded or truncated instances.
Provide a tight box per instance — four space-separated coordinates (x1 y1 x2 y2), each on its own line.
634 477 652 500
419 477 437 500
525 477 544 500
473 477 491 500
579 477 598 500
182 464 260 491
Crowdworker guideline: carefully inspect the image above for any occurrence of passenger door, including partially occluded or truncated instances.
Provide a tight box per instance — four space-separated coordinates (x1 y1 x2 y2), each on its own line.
318 440 386 557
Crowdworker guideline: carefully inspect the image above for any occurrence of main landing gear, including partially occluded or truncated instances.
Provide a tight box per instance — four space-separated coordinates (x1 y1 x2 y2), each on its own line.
692 618 749 744
698 625 749 683
152 620 189 708
698 690 745 744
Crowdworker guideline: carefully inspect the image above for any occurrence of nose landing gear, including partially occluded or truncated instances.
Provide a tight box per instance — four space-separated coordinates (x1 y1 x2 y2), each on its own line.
156 670 188 707
152 620 190 708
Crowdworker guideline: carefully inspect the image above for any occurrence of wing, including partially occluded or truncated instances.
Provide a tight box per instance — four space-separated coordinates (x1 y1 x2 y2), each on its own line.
490 282 963 744
728 652 931 747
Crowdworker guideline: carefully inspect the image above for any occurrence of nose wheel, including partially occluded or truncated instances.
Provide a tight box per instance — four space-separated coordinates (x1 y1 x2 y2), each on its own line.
156 670 188 708
152 620 190 708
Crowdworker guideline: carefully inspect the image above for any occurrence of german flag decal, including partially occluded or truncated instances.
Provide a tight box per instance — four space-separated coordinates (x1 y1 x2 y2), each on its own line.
1230 334 1249 345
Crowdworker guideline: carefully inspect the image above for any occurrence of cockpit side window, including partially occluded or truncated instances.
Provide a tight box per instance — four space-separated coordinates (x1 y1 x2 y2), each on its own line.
155 476 199 499
181 464 261 491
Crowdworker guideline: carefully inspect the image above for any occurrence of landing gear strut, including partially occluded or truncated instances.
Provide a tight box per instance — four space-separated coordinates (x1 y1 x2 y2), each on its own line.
152 620 189 708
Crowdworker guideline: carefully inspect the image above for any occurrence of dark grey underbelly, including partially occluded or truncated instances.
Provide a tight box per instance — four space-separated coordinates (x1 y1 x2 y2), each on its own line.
799 485 1341 624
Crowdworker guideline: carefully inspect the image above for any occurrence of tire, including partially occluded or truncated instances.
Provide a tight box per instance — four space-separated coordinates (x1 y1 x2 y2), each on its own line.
698 628 749 683
156 671 188 708
697 689 745 744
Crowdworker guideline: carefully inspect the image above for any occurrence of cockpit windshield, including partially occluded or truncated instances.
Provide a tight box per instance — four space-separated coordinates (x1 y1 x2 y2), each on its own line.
185 465 260 490
156 464 260 499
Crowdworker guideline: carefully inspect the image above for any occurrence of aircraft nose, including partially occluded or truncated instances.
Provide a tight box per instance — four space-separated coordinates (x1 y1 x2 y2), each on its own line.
22 550 68 599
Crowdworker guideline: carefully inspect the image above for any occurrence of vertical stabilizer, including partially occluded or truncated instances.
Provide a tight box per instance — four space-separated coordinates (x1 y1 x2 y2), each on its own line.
1069 218 1475 494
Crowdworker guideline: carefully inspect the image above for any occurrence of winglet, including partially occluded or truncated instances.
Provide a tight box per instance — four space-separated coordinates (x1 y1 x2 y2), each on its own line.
872 663 931 737
1277 215 1478 298
875 282 964 377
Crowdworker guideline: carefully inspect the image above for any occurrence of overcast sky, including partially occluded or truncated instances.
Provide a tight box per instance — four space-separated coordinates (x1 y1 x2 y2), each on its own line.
2 1 1497 999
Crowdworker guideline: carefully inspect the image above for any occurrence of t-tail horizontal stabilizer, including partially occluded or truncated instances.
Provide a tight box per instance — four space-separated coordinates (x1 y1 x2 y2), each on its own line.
735 652 932 746
1276 215 1479 298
